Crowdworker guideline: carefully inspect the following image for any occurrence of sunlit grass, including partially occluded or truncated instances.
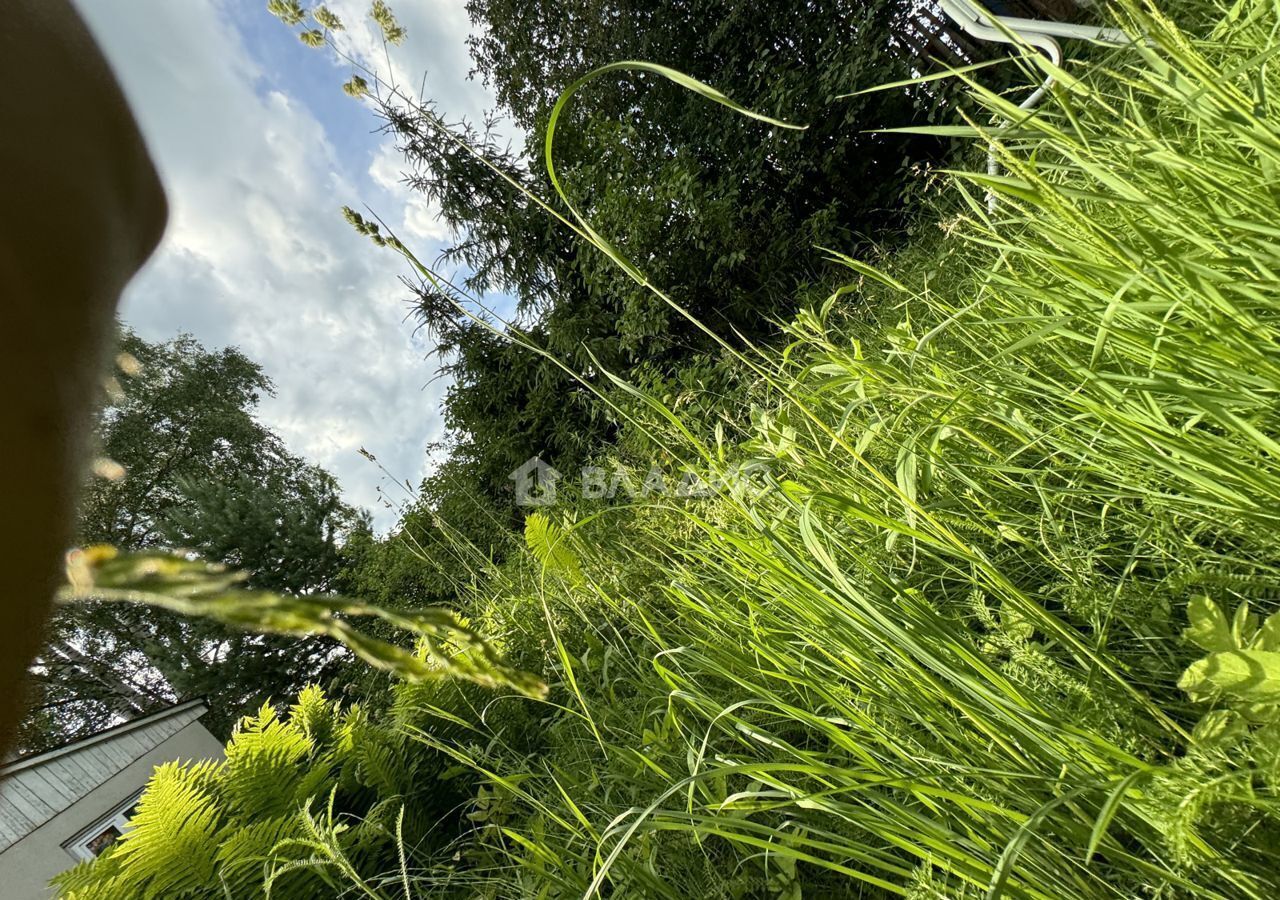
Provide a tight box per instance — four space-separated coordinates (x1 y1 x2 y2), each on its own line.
403 1 1280 896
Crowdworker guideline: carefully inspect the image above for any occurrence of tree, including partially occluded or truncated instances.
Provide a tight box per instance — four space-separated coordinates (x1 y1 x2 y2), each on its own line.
76 332 277 549
19 330 362 751
270 0 961 592
348 0 956 532
379 0 950 359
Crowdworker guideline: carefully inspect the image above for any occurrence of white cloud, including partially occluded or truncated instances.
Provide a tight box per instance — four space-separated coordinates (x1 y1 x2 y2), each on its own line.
68 0 481 530
402 194 450 242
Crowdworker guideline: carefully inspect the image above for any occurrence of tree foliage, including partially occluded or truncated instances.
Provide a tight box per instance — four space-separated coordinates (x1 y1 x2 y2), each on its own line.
463 0 945 340
20 331 363 750
344 0 957 551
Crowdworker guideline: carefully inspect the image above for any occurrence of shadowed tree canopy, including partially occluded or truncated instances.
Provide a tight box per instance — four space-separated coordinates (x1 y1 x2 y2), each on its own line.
462 0 946 347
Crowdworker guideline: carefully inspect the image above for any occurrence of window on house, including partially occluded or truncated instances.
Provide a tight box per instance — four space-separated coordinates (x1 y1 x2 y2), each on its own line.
63 790 144 862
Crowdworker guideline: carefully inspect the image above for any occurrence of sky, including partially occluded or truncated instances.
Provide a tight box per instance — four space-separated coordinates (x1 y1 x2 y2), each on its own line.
71 0 502 531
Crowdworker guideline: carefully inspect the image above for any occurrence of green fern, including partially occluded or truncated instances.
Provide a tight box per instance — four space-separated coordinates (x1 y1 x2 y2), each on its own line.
213 816 298 895
525 512 584 583
222 705 315 820
108 762 222 898
53 685 471 899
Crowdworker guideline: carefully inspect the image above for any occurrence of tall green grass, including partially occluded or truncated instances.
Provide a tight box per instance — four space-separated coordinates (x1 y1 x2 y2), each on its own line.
390 2 1280 897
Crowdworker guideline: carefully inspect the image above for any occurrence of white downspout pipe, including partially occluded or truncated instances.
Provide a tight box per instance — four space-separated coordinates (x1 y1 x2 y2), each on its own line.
935 0 1137 210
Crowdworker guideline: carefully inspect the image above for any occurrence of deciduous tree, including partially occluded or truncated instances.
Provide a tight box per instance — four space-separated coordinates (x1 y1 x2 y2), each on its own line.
19 331 362 750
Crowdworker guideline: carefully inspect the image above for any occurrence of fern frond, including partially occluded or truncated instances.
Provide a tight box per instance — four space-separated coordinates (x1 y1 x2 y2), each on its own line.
289 684 338 748
223 704 313 820
213 815 300 896
110 762 222 897
525 512 584 583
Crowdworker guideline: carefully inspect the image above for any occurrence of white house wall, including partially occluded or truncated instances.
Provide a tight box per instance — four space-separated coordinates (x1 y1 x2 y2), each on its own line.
0 703 206 852
0 715 224 899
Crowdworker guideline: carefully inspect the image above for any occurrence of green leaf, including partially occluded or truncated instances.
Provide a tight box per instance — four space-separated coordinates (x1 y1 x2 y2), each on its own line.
1236 702 1280 724
1252 612 1280 651
1184 595 1234 652
895 445 917 527
819 247 908 293
1231 600 1259 646
1178 649 1280 705
986 789 1084 899
1190 709 1248 747
1085 770 1146 864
